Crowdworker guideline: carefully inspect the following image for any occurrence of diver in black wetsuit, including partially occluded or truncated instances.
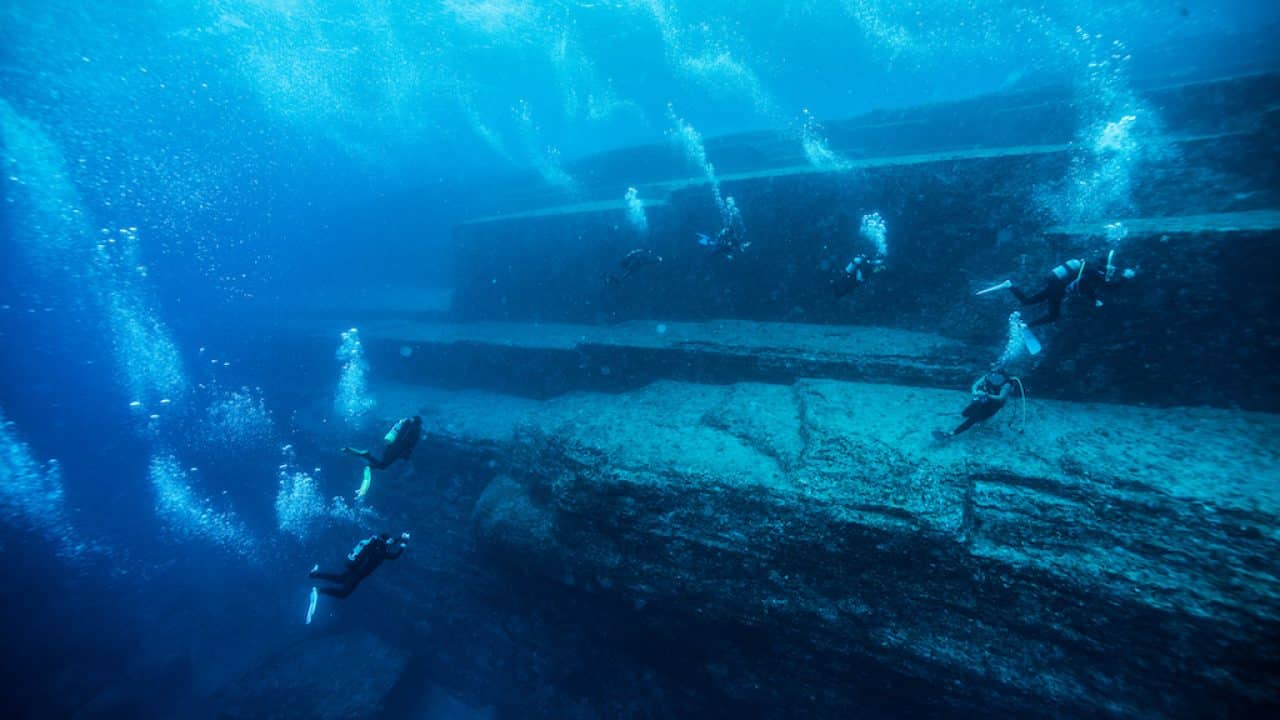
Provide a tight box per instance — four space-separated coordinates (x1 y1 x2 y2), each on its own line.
697 222 750 259
310 532 409 599
343 416 422 471
606 248 663 284
831 253 886 298
979 251 1136 327
935 371 1014 439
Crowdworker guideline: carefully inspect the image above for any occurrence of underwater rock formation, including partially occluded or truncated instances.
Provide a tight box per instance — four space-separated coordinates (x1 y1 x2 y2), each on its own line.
372 378 1279 719
442 72 1280 412
217 632 407 720
355 319 983 399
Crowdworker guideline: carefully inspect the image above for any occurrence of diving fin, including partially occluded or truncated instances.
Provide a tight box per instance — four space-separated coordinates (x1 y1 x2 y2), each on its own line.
356 466 372 499
696 233 711 246
976 279 1013 296
306 587 318 625
1020 323 1042 355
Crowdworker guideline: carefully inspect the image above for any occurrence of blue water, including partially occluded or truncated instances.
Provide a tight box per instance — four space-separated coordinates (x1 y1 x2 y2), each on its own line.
2 2 1279 718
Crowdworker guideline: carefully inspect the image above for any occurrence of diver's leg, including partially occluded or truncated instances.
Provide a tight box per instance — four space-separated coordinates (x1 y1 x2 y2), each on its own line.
1027 298 1061 327
316 582 355 599
309 570 345 582
316 570 359 599
342 448 374 465
1010 285 1049 306
832 271 857 298
955 404 1004 434
365 453 393 471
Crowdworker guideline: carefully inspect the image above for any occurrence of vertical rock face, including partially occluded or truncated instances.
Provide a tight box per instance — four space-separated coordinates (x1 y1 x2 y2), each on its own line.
453 380 1280 719
445 72 1280 411
350 320 986 402
216 632 408 720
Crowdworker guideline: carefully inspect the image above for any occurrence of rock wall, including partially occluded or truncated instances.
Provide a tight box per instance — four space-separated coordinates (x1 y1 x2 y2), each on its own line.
446 73 1280 411
350 379 1280 719
217 632 408 720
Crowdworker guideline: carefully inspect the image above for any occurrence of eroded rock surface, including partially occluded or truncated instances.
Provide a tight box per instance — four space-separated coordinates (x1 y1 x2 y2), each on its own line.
351 319 985 399
217 632 408 720
375 378 1280 718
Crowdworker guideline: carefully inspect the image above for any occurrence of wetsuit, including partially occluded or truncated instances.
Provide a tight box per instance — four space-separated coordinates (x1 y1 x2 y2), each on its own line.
606 249 662 284
310 535 405 599
344 416 422 471
700 225 749 258
1009 258 1108 327
952 375 1013 435
832 254 884 298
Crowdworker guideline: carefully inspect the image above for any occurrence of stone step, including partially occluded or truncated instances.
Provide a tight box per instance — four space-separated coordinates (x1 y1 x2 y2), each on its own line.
1044 208 1280 238
464 133 1257 227
443 136 1280 412
355 378 1280 719
351 319 987 399
462 142 1072 226
470 71 1279 220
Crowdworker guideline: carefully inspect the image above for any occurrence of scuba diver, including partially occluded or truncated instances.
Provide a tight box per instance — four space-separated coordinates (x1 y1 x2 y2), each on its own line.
309 532 410 600
605 248 663 284
343 416 422 471
343 415 422 500
934 370 1017 439
831 253 886 298
977 250 1136 327
697 221 750 259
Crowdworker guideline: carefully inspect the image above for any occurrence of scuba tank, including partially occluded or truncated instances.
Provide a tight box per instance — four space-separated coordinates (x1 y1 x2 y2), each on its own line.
1051 258 1084 282
384 418 407 443
347 536 374 562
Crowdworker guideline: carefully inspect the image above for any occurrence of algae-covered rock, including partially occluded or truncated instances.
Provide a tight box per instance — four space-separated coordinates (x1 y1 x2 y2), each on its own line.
413 378 1280 718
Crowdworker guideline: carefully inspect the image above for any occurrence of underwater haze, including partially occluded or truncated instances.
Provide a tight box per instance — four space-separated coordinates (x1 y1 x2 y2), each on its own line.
2 1 1280 719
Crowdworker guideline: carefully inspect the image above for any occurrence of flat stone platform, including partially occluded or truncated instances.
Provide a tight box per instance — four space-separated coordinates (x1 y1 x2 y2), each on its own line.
352 319 987 398
356 377 1280 719
1045 209 1280 237
463 134 1250 226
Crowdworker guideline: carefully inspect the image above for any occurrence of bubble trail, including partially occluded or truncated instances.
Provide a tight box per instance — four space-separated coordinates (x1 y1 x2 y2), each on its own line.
335 328 376 429
625 187 648 235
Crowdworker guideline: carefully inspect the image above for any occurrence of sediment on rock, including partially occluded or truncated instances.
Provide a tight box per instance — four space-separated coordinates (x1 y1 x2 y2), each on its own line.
216 632 408 720
365 378 1279 718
